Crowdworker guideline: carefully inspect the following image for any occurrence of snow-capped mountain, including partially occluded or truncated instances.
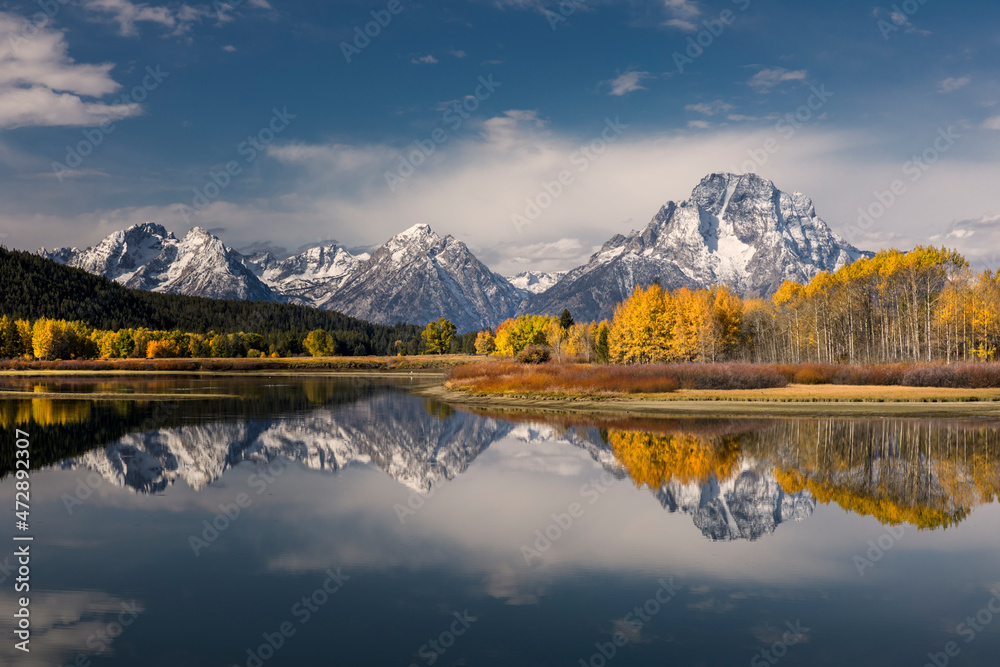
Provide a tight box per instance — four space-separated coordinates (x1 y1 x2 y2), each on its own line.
244 244 370 310
654 461 815 541
39 223 277 302
37 221 521 329
506 271 566 295
62 392 514 494
331 224 525 331
35 173 872 327
526 173 871 322
59 406 813 542
510 424 815 541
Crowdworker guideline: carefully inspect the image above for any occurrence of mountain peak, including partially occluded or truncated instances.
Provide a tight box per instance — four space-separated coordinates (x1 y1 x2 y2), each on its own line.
124 221 173 239
334 224 523 331
525 173 871 321
39 222 277 302
397 223 435 239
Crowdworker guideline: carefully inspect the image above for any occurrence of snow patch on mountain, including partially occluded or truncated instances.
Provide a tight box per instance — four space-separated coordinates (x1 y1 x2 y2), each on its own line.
506 271 567 295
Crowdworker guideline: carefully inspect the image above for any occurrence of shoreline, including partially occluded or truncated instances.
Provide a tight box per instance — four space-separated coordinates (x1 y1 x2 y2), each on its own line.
417 384 1000 419
5 364 1000 418
0 355 468 376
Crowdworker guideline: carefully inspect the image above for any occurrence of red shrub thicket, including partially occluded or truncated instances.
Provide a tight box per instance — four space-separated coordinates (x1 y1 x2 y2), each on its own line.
447 362 788 394
773 362 1000 388
449 361 1000 393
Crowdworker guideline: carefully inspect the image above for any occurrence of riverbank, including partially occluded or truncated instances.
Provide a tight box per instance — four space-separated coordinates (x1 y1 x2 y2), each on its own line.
0 355 474 375
418 383 1000 418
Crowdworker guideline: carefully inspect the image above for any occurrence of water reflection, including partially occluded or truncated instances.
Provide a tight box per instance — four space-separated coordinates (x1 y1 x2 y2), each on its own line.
4 378 998 539
2 377 1000 666
0 591 144 666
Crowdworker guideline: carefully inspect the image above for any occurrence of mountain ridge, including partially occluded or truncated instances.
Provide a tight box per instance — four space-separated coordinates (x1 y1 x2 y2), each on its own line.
38 173 871 328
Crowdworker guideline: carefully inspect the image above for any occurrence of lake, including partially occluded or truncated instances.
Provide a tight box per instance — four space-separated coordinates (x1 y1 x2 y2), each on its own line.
1 375 999 666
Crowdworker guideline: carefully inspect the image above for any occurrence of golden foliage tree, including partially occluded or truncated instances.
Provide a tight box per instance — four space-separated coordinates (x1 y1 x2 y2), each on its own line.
493 315 553 357
474 330 495 355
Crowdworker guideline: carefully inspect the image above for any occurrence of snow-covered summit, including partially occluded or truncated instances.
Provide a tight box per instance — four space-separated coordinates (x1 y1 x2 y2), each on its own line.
40 223 276 301
525 173 871 321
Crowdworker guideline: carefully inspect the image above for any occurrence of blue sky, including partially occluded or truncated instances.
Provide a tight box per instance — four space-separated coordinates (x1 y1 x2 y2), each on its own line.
1 0 999 273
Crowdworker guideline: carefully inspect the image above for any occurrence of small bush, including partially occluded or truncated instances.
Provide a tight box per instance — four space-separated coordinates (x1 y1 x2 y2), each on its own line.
516 346 551 364
791 364 835 385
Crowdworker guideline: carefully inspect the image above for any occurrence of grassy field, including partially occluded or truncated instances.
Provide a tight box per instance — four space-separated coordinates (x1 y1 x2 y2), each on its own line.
672 384 1000 402
434 360 1000 418
419 384 1000 419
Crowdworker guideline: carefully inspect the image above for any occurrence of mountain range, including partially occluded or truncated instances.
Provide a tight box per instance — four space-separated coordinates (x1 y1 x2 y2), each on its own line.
40 173 870 330
58 391 815 542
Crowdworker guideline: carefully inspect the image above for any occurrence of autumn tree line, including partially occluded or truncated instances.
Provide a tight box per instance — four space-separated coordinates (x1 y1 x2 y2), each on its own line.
5 244 998 363
0 317 275 360
0 247 429 357
477 247 1000 365
473 309 611 363
606 419 1000 530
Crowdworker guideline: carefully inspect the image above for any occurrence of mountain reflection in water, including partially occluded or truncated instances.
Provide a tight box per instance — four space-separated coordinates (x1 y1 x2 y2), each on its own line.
4 376 997 541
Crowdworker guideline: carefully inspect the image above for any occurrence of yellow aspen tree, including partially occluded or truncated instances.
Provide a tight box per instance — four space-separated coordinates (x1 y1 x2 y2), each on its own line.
474 330 496 355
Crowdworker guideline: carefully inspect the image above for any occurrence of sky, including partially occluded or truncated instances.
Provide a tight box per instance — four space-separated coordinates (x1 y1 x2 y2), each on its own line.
1 0 999 275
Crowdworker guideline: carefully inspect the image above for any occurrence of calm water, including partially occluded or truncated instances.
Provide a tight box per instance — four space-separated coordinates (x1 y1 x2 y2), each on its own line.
1 375 999 666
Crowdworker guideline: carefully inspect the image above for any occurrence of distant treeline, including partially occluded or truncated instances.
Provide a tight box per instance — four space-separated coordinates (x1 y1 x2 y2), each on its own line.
478 247 1000 365
607 246 1000 364
0 247 440 357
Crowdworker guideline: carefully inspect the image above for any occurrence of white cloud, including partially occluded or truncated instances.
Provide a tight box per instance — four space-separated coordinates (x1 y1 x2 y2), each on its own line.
10 113 1000 275
447 48 467 59
664 0 699 19
268 142 396 172
82 0 193 37
687 119 710 129
748 67 808 91
222 44 237 52
411 54 439 65
938 76 971 94
660 0 700 30
981 115 1000 130
663 18 697 31
929 214 1000 270
0 12 140 129
876 7 931 37
606 71 650 96
0 590 144 666
481 237 594 271
478 109 546 150
685 100 734 116
81 0 271 37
